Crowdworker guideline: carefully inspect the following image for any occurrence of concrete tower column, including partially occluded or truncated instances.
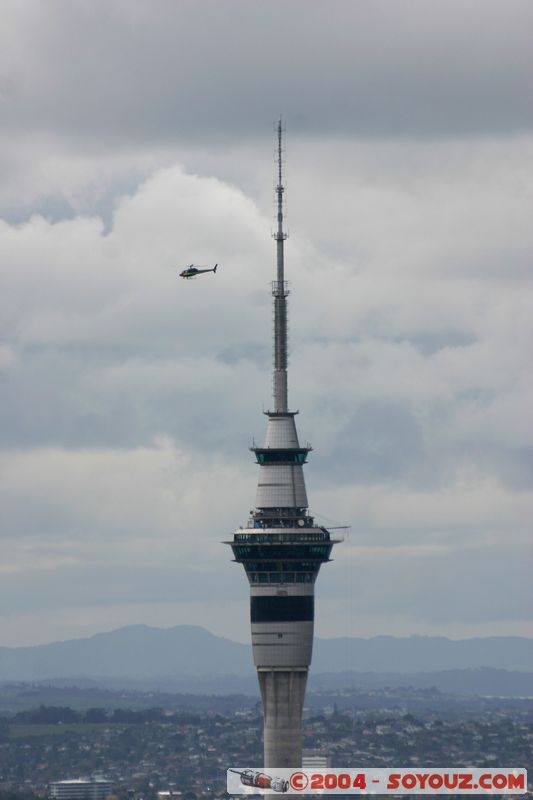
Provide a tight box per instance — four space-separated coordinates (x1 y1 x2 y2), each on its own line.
258 669 308 767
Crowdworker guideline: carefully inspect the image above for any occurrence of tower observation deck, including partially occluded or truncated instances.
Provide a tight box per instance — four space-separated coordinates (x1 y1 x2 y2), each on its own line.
227 121 339 769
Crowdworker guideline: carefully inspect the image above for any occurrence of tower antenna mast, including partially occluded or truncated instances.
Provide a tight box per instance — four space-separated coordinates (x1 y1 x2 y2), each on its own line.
272 118 289 413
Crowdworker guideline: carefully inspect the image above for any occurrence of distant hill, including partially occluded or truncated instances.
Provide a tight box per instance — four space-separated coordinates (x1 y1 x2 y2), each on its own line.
0 625 251 682
0 625 531 693
313 634 533 673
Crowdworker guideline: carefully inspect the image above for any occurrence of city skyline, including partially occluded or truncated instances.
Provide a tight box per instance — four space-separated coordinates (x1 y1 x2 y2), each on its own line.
0 0 532 648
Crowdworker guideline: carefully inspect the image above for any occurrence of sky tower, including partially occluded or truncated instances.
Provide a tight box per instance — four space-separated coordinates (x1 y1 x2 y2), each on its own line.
228 122 338 768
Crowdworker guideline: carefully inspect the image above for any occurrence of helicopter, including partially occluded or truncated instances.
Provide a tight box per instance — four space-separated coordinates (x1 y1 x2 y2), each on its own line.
179 263 218 279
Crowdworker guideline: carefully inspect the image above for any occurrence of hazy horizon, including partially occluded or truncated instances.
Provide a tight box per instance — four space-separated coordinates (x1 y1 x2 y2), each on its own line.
2 620 532 651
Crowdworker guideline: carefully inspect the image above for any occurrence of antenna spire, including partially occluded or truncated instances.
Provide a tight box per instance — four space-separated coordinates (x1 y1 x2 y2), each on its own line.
272 118 289 412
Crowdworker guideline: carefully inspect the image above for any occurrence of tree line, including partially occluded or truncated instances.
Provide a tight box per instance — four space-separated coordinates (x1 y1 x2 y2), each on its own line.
3 705 202 725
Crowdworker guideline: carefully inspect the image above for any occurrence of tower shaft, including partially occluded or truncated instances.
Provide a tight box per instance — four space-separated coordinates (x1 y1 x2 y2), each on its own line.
259 669 307 767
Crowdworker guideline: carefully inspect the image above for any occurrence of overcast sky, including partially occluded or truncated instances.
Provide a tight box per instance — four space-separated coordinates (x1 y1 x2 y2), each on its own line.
0 0 532 648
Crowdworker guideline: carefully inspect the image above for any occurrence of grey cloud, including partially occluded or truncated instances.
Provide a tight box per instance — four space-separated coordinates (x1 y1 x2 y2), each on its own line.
2 0 532 148
0 349 263 453
309 400 425 487
318 540 532 627
0 563 241 616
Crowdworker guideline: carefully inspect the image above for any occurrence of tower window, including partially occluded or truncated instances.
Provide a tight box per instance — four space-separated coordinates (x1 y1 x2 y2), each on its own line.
254 449 308 464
